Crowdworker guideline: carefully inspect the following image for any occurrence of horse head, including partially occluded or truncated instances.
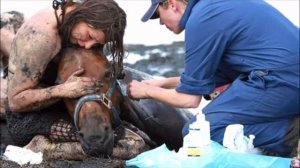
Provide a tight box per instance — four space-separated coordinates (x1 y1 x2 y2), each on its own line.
57 47 122 156
56 47 193 157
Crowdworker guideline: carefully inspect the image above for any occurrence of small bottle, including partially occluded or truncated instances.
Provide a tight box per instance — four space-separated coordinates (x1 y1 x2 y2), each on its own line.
182 113 211 157
195 114 211 146
185 123 201 157
247 134 255 150
246 135 262 154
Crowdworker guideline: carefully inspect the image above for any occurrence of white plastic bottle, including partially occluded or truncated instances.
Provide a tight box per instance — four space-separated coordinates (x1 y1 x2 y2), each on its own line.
246 135 262 154
183 123 201 157
195 113 211 146
182 113 211 157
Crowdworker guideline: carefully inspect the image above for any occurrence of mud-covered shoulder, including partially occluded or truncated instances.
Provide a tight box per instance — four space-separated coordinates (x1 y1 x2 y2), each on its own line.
8 23 61 92
9 22 60 82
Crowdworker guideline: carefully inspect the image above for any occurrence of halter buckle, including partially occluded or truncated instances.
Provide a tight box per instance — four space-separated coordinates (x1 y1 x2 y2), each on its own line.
102 94 112 109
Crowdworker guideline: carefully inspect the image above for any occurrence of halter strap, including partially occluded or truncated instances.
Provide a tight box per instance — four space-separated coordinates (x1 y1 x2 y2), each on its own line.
73 78 121 131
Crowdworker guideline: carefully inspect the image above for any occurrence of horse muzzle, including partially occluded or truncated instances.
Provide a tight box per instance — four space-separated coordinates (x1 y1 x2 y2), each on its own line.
78 114 115 157
79 132 114 157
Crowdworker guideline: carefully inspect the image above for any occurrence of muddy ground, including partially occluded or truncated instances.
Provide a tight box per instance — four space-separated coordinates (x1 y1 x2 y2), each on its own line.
0 158 125 168
0 121 126 168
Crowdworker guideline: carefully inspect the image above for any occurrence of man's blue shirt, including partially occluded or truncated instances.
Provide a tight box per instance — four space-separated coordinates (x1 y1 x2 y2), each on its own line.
177 0 299 155
176 0 299 95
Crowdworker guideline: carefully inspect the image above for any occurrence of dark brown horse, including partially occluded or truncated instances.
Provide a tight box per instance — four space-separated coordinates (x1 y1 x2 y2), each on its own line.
57 48 121 156
56 47 192 157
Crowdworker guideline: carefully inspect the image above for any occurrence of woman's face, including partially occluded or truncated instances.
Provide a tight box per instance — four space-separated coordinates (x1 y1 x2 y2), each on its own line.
70 22 106 49
157 2 184 34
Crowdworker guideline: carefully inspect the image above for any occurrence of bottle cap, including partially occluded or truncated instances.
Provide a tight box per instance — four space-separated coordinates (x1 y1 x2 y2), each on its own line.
196 113 205 122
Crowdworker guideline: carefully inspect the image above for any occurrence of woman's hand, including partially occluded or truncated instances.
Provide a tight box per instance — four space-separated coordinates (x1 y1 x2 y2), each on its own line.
127 80 151 100
62 68 102 98
141 77 180 89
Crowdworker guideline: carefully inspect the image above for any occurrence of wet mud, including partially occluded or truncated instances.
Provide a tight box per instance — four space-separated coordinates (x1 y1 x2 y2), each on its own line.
0 121 125 168
0 158 124 168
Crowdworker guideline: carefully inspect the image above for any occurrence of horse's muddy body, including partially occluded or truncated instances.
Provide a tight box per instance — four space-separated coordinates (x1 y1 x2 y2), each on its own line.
119 66 193 150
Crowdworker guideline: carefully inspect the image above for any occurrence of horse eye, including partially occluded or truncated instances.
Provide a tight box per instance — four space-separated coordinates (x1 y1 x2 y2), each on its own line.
104 70 111 78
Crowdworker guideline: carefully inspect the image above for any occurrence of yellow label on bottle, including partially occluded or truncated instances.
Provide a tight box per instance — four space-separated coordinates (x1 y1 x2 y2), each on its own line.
187 148 201 156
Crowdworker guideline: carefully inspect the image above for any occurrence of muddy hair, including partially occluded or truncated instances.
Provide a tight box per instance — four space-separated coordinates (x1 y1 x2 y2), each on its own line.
58 0 127 78
0 11 24 33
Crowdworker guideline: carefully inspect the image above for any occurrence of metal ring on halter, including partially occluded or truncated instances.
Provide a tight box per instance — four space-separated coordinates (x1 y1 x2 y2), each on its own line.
73 0 84 3
52 0 67 10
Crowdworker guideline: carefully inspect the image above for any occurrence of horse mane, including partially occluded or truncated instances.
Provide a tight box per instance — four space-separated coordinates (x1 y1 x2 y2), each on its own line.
103 45 124 79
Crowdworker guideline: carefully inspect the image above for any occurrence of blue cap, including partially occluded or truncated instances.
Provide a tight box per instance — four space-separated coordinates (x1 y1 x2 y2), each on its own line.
141 0 165 22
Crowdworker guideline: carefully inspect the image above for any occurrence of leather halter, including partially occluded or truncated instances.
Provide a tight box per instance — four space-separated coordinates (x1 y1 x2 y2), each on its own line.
73 77 121 131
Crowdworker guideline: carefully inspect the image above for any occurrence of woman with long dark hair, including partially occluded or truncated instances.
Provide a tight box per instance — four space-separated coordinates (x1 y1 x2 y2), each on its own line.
5 0 126 158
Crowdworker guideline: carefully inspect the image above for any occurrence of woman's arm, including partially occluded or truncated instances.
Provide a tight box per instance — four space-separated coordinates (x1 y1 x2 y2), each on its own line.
7 25 100 113
0 28 15 57
141 77 180 89
127 80 202 108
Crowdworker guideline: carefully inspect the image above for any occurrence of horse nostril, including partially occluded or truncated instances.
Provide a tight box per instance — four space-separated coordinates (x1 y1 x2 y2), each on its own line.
105 126 109 131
